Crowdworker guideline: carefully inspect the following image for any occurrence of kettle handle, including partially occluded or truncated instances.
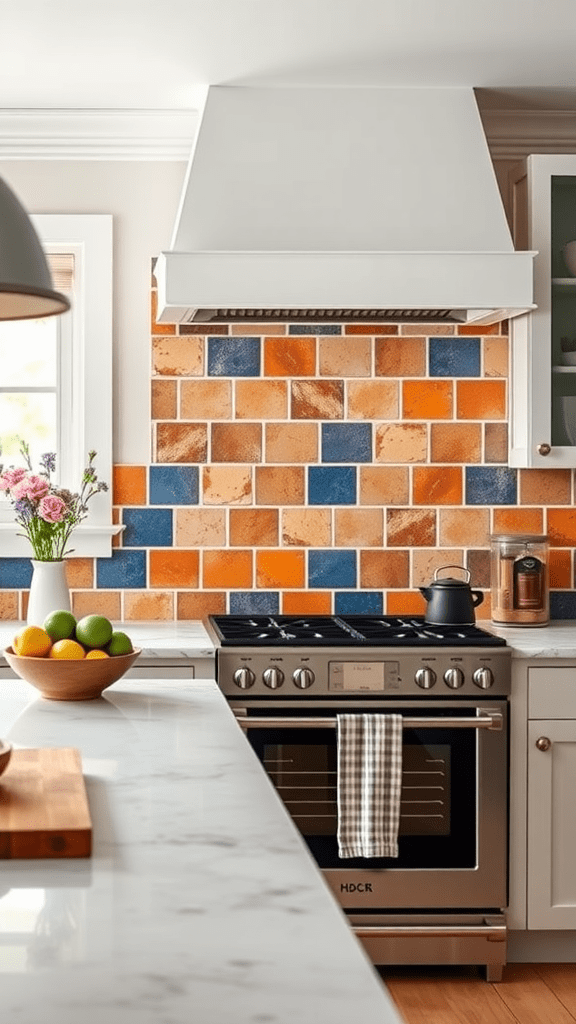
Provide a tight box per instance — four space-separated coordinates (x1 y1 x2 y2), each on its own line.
472 590 485 607
433 565 471 583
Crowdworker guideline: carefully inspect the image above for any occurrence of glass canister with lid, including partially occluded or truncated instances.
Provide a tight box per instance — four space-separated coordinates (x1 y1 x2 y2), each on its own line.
490 534 549 626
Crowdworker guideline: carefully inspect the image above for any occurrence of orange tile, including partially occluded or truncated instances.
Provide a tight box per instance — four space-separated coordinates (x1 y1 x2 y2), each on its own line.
202 466 252 505
387 509 436 547
430 423 482 463
177 591 227 618
345 324 398 335
483 337 509 378
113 465 146 506
440 509 490 547
319 337 371 377
347 381 399 419
403 380 452 419
255 466 305 505
412 467 462 505
549 549 572 588
485 423 509 463
72 591 121 620
150 549 199 588
0 592 18 619
21 591 28 620
151 380 177 419
547 509 576 547
282 509 331 547
155 423 207 463
359 467 409 505
65 558 94 589
176 509 226 546
256 550 305 588
360 550 409 588
152 335 203 376
412 549 464 589
291 380 344 419
456 380 506 420
265 423 319 463
520 469 572 505
112 506 121 548
376 337 426 376
211 423 262 463
493 508 544 534
334 509 383 547
203 550 253 588
375 423 428 463
124 592 174 621
458 322 505 335
264 337 316 376
230 509 279 547
235 380 288 419
151 290 176 335
386 590 427 615
180 380 232 419
282 591 332 614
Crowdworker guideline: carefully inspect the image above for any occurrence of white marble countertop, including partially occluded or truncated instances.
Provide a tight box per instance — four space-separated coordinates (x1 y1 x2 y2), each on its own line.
0 621 215 661
479 619 576 659
0 677 401 1024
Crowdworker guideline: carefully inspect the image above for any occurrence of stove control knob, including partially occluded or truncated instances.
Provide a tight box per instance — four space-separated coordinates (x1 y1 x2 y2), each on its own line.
263 667 285 690
444 667 465 689
473 667 494 690
293 667 315 690
415 667 436 689
233 667 255 690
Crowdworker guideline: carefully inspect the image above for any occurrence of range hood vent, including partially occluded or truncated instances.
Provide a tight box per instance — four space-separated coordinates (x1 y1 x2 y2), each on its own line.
156 87 535 326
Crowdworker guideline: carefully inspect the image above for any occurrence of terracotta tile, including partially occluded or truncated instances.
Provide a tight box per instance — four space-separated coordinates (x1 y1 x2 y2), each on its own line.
492 508 544 534
375 423 428 463
439 509 490 547
150 549 200 588
202 466 252 505
282 509 332 547
203 550 253 588
479 590 493 620
347 381 399 419
72 591 121 620
412 549 464 589
151 380 177 420
176 508 227 546
376 337 426 376
467 549 491 589
282 591 332 614
255 466 305 505
360 550 409 588
547 509 576 546
180 324 226 335
264 337 316 376
359 467 409 505
520 469 572 505
291 380 344 419
456 380 506 420
319 337 371 377
21 591 28 620
412 467 462 505
211 423 262 462
345 324 398 335
231 323 286 335
180 380 232 419
458 322 505 335
386 590 427 615
177 591 227 618
256 550 305 588
156 423 207 463
230 509 279 547
484 337 509 378
66 558 94 589
485 423 509 463
113 465 147 506
402 324 456 335
235 380 287 419
430 423 482 463
152 335 203 376
387 509 436 546
112 507 121 548
265 423 319 463
334 509 383 547
550 549 572 588
124 592 174 621
151 290 176 335
403 381 452 419
0 592 18 619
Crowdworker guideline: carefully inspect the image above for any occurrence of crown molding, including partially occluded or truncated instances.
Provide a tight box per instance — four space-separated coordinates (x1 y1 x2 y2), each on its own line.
481 108 576 159
0 109 199 159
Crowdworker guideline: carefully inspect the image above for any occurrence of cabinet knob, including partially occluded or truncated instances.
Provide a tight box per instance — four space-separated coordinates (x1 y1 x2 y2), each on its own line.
537 443 551 456
536 736 552 751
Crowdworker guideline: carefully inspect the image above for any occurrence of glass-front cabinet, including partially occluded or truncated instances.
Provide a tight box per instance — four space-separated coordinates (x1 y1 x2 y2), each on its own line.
510 155 576 467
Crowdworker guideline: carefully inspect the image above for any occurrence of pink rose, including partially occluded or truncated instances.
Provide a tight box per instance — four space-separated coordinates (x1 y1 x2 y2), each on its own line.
38 495 67 523
11 474 50 503
0 467 27 491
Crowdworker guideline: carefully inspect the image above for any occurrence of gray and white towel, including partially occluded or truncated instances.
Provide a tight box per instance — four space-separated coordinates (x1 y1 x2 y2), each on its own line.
336 714 403 859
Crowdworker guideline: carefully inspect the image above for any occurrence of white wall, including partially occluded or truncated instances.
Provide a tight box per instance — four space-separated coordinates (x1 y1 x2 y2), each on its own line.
0 160 187 464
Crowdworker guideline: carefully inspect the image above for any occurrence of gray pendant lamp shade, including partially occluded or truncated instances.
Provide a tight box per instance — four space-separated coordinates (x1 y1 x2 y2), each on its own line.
0 178 70 320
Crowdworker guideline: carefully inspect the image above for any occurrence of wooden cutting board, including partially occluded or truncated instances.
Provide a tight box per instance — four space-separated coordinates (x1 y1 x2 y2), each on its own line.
0 747 92 859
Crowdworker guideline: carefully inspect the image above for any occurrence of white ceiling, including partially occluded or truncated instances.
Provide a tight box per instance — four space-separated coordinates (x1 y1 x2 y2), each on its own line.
2 0 576 111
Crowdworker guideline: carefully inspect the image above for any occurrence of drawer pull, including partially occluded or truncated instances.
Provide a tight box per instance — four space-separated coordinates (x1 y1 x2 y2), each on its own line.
536 736 551 751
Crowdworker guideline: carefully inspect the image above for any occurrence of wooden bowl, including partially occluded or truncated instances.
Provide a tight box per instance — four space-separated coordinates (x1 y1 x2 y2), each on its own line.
3 647 141 701
0 740 12 776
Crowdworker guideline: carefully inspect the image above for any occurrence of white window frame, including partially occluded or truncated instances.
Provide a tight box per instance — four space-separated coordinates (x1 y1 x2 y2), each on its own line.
0 214 120 557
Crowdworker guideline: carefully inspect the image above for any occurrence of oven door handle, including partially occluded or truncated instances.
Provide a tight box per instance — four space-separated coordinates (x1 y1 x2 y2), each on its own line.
352 919 506 942
233 710 503 731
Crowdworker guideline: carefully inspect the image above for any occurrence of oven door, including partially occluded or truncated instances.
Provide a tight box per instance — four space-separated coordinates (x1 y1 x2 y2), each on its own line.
232 699 508 912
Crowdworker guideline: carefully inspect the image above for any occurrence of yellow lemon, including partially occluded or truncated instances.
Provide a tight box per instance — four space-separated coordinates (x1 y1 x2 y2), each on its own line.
48 639 86 660
14 626 52 658
85 649 109 660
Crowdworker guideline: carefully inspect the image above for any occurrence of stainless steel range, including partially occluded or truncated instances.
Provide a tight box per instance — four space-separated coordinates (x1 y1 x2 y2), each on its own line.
206 614 511 981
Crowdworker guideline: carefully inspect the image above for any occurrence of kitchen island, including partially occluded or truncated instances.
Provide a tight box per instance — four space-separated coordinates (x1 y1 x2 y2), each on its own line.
0 675 402 1024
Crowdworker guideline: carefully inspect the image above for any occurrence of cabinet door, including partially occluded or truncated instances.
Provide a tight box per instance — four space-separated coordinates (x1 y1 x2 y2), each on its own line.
527 718 576 928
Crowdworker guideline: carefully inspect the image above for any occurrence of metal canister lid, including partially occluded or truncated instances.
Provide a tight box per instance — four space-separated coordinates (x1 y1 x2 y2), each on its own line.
490 534 548 543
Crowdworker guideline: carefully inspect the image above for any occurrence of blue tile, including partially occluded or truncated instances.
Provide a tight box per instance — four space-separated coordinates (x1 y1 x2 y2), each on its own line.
149 466 199 506
0 558 33 588
321 424 372 463
308 466 356 505
429 337 481 377
465 467 517 506
207 337 260 377
550 591 576 620
96 550 146 589
335 591 383 614
308 550 356 588
288 324 342 335
123 509 173 547
229 591 280 614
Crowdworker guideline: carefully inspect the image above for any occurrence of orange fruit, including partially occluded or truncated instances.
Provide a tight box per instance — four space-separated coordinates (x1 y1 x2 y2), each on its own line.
14 625 53 658
85 649 109 660
48 639 86 660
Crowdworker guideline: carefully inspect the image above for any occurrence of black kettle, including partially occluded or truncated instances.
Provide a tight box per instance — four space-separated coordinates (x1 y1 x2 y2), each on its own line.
419 565 484 625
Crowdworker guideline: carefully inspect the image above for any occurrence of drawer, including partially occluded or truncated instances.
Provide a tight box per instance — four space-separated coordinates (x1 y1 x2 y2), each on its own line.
529 667 576 718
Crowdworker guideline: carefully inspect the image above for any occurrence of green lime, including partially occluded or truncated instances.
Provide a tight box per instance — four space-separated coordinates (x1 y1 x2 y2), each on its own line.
106 631 133 657
43 609 77 642
75 614 114 649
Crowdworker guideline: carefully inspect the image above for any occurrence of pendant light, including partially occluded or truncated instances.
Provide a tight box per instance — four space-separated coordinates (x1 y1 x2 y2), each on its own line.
0 177 70 320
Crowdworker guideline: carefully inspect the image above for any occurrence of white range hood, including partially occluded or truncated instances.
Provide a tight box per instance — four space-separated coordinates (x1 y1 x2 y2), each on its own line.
155 86 535 325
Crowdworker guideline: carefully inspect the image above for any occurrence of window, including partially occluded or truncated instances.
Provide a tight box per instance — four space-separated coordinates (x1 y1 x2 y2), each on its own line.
0 214 117 557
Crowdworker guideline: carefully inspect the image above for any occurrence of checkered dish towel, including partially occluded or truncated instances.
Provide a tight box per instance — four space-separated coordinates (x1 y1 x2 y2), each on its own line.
337 714 403 859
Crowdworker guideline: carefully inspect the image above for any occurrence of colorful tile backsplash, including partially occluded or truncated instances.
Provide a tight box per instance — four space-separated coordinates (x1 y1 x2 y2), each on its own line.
2 283 576 624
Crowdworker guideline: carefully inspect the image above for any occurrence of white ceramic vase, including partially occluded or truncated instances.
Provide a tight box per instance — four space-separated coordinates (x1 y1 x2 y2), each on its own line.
27 559 71 628
563 240 576 276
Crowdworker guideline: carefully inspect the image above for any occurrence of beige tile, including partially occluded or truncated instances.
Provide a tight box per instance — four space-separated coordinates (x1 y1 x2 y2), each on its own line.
202 466 252 505
411 549 464 589
376 423 428 463
265 423 318 463
282 509 332 546
72 591 122 620
152 336 203 376
334 508 383 547
347 381 399 419
319 337 371 377
235 380 288 419
176 508 227 546
0 592 18 619
439 508 490 547
359 466 409 505
180 380 232 419
484 336 509 377
124 592 174 620
255 466 305 505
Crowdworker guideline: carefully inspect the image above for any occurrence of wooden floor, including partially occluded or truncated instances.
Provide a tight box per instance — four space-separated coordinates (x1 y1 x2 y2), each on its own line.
377 964 576 1024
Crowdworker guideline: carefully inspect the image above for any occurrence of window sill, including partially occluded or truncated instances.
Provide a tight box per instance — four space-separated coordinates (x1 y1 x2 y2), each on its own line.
0 524 124 559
